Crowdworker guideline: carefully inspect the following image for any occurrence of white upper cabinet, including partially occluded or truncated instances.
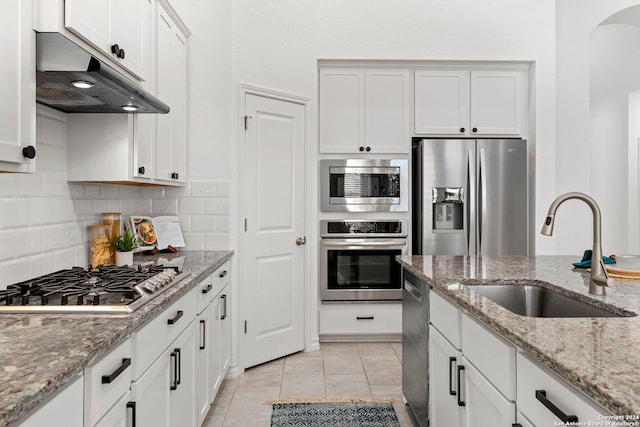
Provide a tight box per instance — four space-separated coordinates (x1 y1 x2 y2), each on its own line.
66 1 189 186
319 67 410 154
0 0 36 173
154 2 188 184
414 70 469 135
414 69 526 137
64 0 152 81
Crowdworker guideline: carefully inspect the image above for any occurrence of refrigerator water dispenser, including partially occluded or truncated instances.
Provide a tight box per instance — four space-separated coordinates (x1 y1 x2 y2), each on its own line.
432 187 464 231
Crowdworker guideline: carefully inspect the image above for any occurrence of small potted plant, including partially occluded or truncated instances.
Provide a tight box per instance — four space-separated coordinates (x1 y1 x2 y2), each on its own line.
112 229 144 266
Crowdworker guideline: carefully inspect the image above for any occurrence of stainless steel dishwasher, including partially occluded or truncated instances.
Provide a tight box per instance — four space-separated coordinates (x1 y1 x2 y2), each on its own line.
402 268 429 427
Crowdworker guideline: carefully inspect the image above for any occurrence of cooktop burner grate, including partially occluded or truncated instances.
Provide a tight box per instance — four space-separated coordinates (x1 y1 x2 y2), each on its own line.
0 265 186 314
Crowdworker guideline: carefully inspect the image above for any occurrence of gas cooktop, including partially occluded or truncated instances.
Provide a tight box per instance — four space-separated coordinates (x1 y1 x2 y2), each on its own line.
0 264 189 314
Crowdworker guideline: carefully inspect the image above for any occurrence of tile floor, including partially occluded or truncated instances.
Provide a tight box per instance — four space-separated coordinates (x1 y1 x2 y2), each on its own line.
203 342 417 427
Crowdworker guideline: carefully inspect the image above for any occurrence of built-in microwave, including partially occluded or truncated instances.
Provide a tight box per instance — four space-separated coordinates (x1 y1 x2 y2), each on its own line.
320 159 408 212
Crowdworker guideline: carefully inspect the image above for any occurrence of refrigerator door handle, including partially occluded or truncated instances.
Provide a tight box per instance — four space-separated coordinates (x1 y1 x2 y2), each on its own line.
467 148 476 255
479 147 488 254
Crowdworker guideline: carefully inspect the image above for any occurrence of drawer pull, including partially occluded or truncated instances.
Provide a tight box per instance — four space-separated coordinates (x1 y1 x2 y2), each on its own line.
457 365 466 407
219 270 228 278
535 390 578 423
202 284 213 294
167 310 184 325
101 358 131 384
356 316 374 320
512 424 522 427
127 401 136 427
448 357 457 395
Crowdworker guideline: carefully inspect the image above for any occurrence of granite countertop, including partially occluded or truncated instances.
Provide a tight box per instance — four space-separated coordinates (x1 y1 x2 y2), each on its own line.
397 255 640 417
0 250 233 427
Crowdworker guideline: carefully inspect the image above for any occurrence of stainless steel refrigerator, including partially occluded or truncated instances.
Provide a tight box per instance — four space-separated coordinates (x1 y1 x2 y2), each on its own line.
412 138 529 255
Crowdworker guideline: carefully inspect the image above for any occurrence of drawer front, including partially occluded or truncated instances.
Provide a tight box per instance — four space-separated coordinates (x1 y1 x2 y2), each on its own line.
461 313 516 400
517 352 611 426
211 260 231 295
84 338 132 427
196 274 213 314
132 287 197 379
319 303 401 335
429 290 461 349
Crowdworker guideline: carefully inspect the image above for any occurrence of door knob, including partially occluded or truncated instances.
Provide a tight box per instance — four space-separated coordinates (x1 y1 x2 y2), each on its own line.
296 236 307 246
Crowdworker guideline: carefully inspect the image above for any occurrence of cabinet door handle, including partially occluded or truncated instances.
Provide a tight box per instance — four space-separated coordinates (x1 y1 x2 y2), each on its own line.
365 146 371 152
202 284 213 294
448 357 457 395
356 315 374 320
457 365 466 406
512 424 522 427
175 348 181 385
219 270 228 278
359 146 365 152
167 310 183 325
221 294 227 320
138 166 145 175
170 350 178 390
472 127 478 133
127 401 136 427
199 320 206 350
535 390 578 423
459 127 465 133
101 357 131 384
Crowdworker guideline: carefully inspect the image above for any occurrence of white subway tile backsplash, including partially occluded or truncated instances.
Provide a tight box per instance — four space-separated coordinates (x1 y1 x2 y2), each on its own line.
53 248 76 270
183 232 204 250
0 231 15 260
205 198 229 214
30 253 54 278
14 228 42 258
179 198 205 214
216 181 231 197
28 198 54 225
53 198 75 223
0 199 30 229
191 181 217 197
191 216 217 232
205 233 231 249
215 216 230 232
0 258 30 288
42 225 66 251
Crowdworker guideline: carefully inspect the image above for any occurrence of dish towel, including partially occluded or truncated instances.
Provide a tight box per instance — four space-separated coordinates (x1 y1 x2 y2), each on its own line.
572 249 616 268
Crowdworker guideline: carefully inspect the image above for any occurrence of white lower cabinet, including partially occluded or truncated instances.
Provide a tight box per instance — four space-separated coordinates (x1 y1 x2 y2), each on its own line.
319 303 402 339
130 287 197 427
517 352 612 426
429 326 462 427
429 288 614 427
84 338 133 427
94 392 132 427
17 375 83 427
460 356 515 427
131 319 196 427
195 262 232 426
429 290 516 427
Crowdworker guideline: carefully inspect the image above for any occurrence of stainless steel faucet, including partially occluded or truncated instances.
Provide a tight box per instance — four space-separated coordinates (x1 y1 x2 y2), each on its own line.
541 192 614 295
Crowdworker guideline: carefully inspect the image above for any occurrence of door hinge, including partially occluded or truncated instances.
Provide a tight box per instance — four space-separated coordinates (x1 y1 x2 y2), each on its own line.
244 320 247 334
244 218 247 231
244 115 252 130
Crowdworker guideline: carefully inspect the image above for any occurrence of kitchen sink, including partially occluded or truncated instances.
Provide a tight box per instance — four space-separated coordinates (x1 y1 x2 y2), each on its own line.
465 284 635 318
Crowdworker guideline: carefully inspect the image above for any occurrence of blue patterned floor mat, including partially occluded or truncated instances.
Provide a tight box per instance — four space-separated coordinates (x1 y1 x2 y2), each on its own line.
270 402 400 427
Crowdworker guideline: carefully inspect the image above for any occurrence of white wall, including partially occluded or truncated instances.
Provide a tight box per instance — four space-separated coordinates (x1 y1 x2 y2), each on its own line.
556 0 640 256
229 0 557 254
590 23 640 254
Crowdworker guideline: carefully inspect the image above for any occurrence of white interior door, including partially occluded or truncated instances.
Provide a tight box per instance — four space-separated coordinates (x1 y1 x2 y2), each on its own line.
243 92 306 368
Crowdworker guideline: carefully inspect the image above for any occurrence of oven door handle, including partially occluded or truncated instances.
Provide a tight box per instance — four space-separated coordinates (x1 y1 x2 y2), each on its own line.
321 239 407 248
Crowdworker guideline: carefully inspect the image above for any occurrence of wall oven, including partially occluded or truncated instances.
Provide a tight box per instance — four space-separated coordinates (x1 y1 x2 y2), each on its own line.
321 159 408 212
320 220 408 301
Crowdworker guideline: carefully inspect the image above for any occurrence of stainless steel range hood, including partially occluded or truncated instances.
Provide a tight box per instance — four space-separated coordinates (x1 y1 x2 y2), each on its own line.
35 33 170 114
